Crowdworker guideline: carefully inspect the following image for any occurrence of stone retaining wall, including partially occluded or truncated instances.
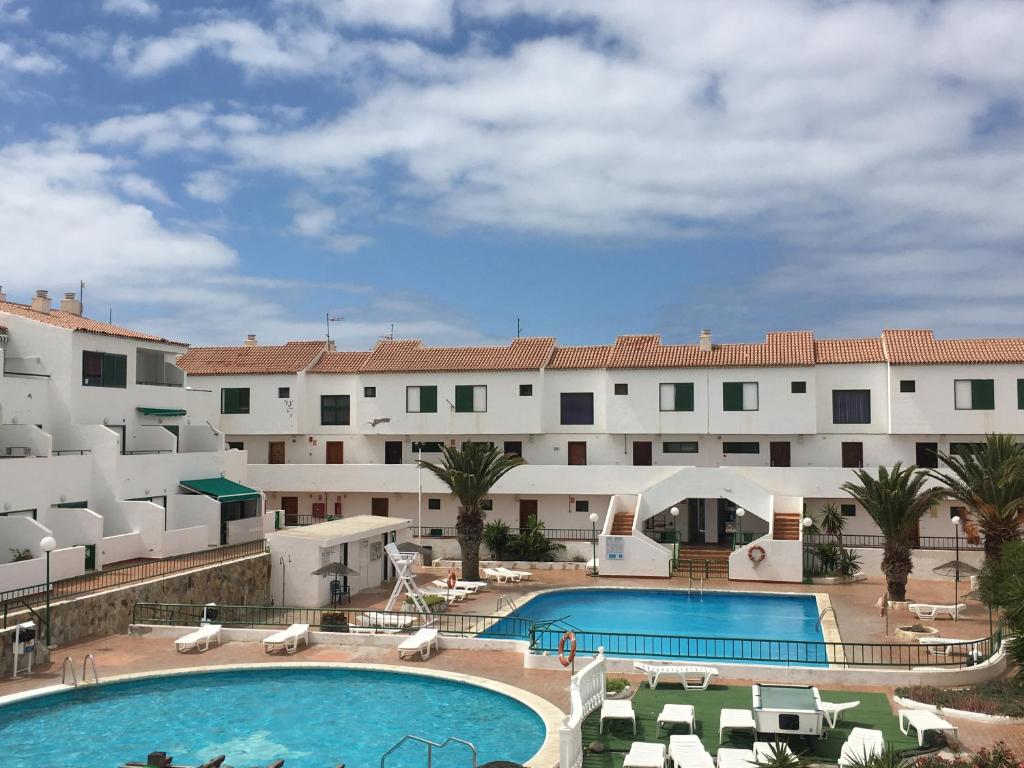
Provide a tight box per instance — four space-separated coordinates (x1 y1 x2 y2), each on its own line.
1 554 270 672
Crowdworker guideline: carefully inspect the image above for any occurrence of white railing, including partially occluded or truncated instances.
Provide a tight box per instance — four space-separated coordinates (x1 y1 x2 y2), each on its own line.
559 647 606 768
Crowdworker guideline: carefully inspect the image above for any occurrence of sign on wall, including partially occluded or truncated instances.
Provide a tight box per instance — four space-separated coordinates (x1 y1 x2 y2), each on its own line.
606 536 624 560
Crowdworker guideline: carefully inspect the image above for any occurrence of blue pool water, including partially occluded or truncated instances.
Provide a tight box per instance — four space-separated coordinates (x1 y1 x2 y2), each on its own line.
485 588 828 666
0 668 546 768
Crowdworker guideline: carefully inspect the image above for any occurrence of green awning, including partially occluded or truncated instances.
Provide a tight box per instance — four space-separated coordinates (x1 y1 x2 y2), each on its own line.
181 477 261 503
137 407 187 417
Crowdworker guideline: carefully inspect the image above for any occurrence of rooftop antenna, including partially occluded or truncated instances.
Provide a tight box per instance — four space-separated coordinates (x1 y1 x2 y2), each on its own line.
108 308 112 324
516 317 522 338
381 323 394 341
80 280 85 315
326 313 343 344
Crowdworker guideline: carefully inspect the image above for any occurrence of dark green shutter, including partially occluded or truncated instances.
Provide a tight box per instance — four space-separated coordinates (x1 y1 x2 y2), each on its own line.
972 379 995 410
455 385 473 412
1018 379 1024 410
420 386 437 413
723 382 743 411
103 353 127 387
675 383 694 411
339 395 350 424
238 388 249 413
222 388 237 413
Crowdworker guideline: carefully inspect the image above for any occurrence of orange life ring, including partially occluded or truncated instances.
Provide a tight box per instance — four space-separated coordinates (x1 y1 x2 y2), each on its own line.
748 544 767 564
557 631 577 667
446 570 457 590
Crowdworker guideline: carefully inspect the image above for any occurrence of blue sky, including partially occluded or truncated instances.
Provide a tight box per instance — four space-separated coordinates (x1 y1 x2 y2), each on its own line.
2 0 1023 348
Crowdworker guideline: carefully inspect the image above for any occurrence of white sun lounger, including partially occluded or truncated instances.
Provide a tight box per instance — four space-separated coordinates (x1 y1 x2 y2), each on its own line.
398 627 440 660
483 567 520 583
263 624 309 654
497 566 532 580
899 709 958 747
716 748 756 768
718 709 756 742
430 580 483 595
634 662 719 690
838 728 885 768
668 735 713 768
919 636 984 656
656 704 695 735
600 698 637 734
623 742 666 768
752 743 795 762
175 623 221 653
908 603 966 620
421 586 467 603
821 700 860 728
360 612 415 629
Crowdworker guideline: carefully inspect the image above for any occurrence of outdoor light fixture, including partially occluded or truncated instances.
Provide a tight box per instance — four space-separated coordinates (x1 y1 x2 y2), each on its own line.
952 515 962 619
669 506 680 566
735 507 746 548
588 512 599 577
40 536 56 647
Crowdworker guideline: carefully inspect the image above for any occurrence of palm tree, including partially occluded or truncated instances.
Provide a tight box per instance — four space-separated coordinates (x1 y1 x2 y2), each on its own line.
841 463 945 601
929 434 1024 561
417 442 524 580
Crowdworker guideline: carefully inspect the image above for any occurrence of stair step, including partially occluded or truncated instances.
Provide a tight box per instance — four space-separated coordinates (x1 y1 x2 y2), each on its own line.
773 511 801 540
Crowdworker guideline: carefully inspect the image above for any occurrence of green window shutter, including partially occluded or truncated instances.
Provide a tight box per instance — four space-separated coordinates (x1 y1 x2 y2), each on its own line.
674 383 694 411
103 353 127 387
723 382 743 411
972 379 995 410
222 388 237 413
1018 379 1024 410
420 386 437 413
455 385 473 412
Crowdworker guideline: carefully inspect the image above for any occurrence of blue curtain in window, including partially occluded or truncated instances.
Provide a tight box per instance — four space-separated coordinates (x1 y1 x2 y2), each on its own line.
832 390 871 424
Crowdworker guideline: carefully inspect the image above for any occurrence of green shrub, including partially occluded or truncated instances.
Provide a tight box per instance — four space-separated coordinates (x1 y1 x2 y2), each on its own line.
838 547 861 576
483 519 513 560
406 594 448 613
753 741 803 768
506 516 566 561
895 679 1024 717
8 547 33 562
570 554 587 563
605 677 629 694
913 742 1018 768
320 611 349 631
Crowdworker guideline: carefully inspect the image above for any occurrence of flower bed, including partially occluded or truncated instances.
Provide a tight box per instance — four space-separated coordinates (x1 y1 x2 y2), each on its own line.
896 680 1024 718
913 742 1018 768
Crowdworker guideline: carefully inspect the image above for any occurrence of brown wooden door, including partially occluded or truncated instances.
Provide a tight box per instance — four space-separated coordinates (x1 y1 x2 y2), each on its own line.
842 441 864 468
519 499 538 529
567 441 587 465
326 441 345 464
632 441 653 466
770 441 791 467
371 497 389 517
268 441 285 464
281 496 298 526
384 441 402 464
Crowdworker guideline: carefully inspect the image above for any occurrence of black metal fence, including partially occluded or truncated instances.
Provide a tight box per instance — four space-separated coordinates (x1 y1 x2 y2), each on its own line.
0 539 268 613
674 558 730 579
805 533 985 550
414 526 596 542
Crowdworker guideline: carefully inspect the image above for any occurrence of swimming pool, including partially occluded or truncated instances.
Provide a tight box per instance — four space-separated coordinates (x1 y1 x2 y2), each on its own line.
0 667 548 768
484 588 829 666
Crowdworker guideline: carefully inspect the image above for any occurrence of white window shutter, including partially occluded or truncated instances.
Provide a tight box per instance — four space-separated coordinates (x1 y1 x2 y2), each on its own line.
407 387 420 412
954 380 971 409
473 385 487 412
743 382 759 410
660 383 674 410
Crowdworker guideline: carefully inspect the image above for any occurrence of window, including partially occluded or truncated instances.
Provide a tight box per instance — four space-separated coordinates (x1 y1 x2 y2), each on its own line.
575 499 589 512
503 441 523 457
840 504 856 517
832 390 871 424
1019 379 1024 410
519 384 533 396
481 499 493 511
950 441 984 457
791 381 807 394
221 387 250 414
455 384 487 412
950 505 966 521
663 441 699 453
227 441 244 451
277 387 290 398
406 385 438 413
723 382 758 411
614 383 629 395
412 441 444 452
427 498 441 510
842 441 864 468
900 380 916 393
915 442 938 469
82 351 126 388
723 441 760 454
560 392 594 425
320 395 351 425
660 383 695 412
364 386 376 398
954 379 995 410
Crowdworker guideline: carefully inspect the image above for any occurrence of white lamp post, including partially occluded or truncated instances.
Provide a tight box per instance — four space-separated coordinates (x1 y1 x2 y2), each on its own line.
951 515 962 620
669 506 680 567
735 507 746 548
588 512 599 576
40 536 56 647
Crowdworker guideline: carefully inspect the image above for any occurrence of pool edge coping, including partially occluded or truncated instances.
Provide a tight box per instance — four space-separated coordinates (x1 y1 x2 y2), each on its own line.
0 662 563 768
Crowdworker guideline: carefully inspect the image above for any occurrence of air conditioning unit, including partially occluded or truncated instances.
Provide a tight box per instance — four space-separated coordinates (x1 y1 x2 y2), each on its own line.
4 446 31 457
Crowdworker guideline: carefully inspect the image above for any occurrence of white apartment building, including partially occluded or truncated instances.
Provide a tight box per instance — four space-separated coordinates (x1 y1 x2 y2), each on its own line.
0 289 267 593
180 329 1024 581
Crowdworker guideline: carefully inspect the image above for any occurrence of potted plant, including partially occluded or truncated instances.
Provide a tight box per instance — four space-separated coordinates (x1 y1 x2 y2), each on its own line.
8 548 33 562
320 611 349 632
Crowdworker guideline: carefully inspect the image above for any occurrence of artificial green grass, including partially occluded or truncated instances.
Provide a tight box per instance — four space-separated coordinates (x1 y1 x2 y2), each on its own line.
581 683 922 768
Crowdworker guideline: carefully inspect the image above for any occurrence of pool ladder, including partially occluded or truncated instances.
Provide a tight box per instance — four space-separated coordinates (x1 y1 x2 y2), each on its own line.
380 735 477 768
60 654 100 687
687 577 704 596
815 606 835 629
496 595 518 613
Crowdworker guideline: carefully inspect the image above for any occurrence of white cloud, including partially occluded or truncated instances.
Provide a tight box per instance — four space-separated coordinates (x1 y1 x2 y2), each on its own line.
278 0 455 36
289 195 371 252
0 41 63 74
185 170 235 203
101 0 159 19
0 0 29 23
88 104 217 154
117 172 171 204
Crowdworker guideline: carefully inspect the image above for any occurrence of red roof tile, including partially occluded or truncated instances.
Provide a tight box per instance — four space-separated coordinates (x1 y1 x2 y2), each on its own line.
310 350 372 374
882 329 1024 365
0 301 186 346
547 345 613 369
357 337 556 373
814 338 886 364
177 341 327 375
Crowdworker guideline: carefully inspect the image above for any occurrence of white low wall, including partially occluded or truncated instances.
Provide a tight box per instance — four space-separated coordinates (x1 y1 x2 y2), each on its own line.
166 494 220 547
0 557 45 592
730 536 804 582
851 547 986 580
225 515 265 545
101 532 144 566
39 506 103 556
159 526 210 558
49 545 85 581
0 514 53 562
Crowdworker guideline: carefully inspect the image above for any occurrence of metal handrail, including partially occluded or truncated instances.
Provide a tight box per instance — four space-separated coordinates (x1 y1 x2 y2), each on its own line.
82 654 99 684
381 735 477 768
688 577 704 596
816 606 835 629
496 595 518 613
60 656 78 687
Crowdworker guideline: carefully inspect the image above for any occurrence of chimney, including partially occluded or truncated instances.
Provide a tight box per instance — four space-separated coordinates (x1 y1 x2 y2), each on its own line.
244 334 258 347
31 290 51 314
60 291 83 316
0 285 6 302
699 329 712 352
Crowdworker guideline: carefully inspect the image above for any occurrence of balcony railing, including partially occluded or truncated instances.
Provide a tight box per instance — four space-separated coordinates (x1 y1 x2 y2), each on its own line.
414 526 597 542
805 533 985 550
135 380 183 387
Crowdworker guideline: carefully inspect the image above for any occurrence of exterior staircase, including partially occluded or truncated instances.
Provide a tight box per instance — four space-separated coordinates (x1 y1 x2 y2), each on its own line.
611 511 635 535
772 512 802 541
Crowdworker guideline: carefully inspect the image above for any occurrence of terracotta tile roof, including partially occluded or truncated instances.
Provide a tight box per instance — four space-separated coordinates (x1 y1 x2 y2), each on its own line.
814 338 886 364
547 345 613 369
358 337 556 373
177 341 327 375
0 301 186 346
882 329 1024 365
310 350 372 374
